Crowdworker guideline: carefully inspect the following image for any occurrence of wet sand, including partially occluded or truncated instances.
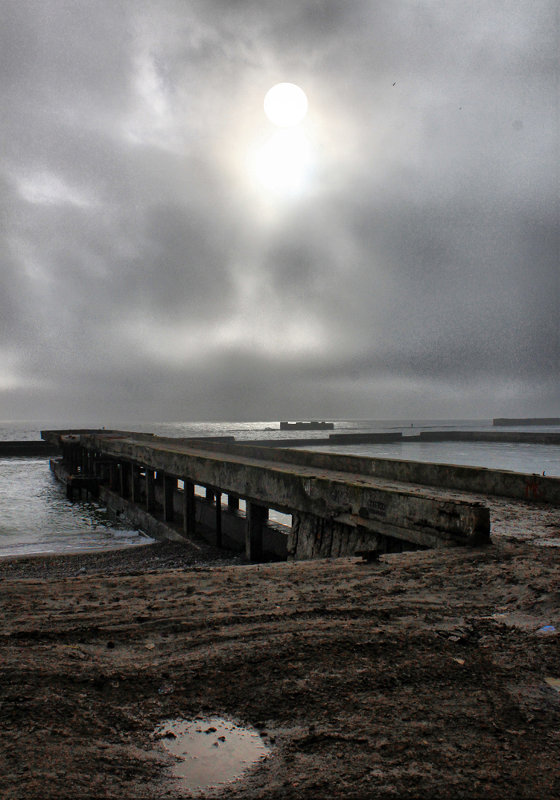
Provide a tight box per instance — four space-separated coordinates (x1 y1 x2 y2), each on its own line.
0 538 559 799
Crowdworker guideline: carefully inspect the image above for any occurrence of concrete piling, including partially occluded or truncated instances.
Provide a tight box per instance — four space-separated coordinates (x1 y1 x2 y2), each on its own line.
215 491 222 547
163 473 175 522
246 502 268 561
182 479 196 536
145 470 155 513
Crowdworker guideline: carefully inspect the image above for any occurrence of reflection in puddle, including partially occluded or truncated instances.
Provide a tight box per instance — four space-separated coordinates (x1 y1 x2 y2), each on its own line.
155 716 270 794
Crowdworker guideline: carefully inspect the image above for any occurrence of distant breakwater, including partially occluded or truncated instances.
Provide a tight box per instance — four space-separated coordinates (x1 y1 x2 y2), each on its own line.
3 431 560 458
4 431 560 458
493 417 560 426
243 430 560 448
0 441 60 457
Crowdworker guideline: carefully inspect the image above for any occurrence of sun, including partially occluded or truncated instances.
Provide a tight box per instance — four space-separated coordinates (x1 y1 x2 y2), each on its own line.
264 83 308 127
245 82 313 198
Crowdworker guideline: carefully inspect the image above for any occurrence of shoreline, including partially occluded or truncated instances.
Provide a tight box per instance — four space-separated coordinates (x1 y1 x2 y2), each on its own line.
0 539 156 563
0 537 243 580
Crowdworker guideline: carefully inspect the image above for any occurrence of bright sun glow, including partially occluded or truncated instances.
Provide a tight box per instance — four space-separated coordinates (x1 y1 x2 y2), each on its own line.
244 83 313 198
264 83 308 127
251 129 313 196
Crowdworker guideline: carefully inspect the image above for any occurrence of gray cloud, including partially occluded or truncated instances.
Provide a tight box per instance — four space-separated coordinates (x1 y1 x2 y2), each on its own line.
0 0 558 422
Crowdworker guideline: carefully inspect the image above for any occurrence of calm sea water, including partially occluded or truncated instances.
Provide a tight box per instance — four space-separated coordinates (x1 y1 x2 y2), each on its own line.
1 418 558 557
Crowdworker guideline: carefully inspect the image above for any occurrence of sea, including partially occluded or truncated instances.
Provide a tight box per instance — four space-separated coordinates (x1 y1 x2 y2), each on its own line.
1 418 559 558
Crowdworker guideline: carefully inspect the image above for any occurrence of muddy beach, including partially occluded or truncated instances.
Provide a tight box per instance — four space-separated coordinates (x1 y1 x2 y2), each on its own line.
0 538 559 799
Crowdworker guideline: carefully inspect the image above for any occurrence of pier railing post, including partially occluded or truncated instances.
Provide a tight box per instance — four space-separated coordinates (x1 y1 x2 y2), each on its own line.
246 502 267 562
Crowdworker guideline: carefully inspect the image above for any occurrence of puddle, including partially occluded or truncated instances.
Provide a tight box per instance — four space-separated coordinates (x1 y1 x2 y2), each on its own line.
154 716 270 794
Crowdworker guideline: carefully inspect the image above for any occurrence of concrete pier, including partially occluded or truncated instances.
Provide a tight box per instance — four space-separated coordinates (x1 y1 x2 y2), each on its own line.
43 430 494 562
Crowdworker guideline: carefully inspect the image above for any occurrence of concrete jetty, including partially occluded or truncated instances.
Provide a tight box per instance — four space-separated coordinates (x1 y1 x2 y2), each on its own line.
42 429 494 561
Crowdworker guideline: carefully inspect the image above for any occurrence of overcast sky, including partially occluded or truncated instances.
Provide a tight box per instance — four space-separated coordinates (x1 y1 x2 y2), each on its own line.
1 0 558 423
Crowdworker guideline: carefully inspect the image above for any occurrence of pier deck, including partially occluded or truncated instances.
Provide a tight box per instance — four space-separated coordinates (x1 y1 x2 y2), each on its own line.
42 429 560 560
43 430 495 560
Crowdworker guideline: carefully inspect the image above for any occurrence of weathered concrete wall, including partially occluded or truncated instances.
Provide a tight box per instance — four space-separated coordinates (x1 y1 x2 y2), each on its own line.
367 457 560 504
180 440 560 506
288 513 418 560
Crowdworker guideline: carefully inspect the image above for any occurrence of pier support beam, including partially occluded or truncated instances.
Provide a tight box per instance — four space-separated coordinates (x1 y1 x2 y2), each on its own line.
145 470 155 513
80 447 87 474
119 462 129 499
109 463 118 492
215 491 222 547
228 495 239 511
182 479 196 536
130 464 140 503
163 473 175 522
246 502 267 562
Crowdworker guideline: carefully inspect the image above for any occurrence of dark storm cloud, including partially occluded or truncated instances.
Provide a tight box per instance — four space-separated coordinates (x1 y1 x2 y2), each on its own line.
0 0 558 421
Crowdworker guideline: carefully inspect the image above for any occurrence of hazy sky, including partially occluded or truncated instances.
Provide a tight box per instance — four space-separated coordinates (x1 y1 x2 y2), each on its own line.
1 0 558 423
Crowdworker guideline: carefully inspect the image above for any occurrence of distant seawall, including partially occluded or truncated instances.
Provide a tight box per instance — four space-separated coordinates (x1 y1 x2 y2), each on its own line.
418 431 560 445
244 432 403 448
244 430 560 447
493 417 560 426
7 429 560 458
0 441 60 457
